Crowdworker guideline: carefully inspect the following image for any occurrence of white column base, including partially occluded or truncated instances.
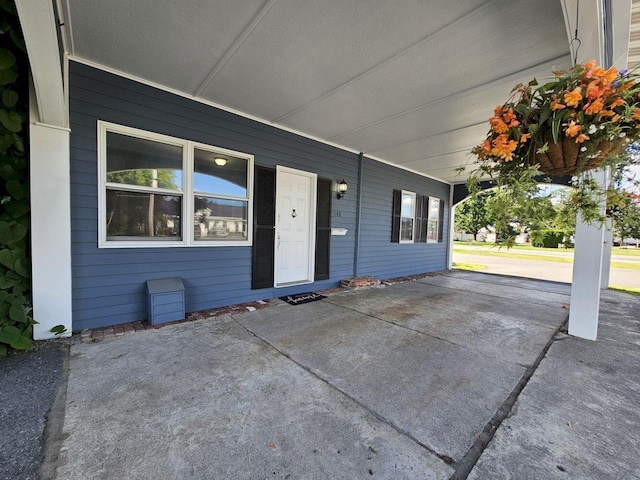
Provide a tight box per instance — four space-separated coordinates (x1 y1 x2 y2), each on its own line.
30 123 72 340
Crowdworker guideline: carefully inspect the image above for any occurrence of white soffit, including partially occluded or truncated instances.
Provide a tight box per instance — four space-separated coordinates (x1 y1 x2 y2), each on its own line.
63 0 575 184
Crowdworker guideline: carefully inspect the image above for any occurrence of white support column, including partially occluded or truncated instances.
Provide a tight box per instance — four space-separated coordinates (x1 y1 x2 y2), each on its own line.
601 218 613 289
30 121 72 339
17 0 72 339
447 185 455 270
568 170 608 341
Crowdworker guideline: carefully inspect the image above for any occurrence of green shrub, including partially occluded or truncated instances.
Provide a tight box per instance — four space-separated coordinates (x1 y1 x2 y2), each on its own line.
0 1 33 356
530 229 566 248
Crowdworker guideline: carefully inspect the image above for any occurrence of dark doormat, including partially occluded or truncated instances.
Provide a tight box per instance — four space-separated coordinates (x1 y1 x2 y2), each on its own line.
279 292 327 305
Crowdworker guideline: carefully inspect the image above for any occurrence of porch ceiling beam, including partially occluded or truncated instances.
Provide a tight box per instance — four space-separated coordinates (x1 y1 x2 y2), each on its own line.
15 0 67 128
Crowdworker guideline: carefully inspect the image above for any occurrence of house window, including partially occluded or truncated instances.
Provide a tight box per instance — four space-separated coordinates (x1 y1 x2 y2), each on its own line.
98 122 253 248
400 191 416 242
392 189 443 244
427 197 441 243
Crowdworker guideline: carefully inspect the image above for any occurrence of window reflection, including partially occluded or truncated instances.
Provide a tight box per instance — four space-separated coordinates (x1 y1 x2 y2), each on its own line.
194 197 248 241
193 148 247 197
106 191 181 239
106 132 183 190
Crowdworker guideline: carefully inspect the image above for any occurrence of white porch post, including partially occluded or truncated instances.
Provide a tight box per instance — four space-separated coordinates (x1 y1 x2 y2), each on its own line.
568 170 608 340
29 121 72 340
601 217 613 289
17 0 72 339
447 185 454 270
562 0 631 340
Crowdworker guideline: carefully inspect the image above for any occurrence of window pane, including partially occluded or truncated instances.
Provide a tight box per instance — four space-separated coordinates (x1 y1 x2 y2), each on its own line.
194 148 247 197
429 198 440 220
106 190 181 239
106 132 183 190
427 219 438 241
401 193 415 217
400 218 414 241
194 197 248 241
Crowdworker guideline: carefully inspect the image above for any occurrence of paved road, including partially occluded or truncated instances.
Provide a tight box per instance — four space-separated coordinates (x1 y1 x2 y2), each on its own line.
453 252 640 288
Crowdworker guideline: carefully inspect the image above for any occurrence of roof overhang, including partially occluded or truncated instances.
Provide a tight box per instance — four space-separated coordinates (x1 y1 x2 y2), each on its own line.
41 0 634 183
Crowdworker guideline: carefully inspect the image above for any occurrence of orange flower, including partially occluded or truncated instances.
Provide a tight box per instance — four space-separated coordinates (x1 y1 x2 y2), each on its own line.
585 98 604 115
603 68 618 83
591 67 607 78
492 134 518 161
564 87 582 107
618 81 635 91
576 133 590 143
565 120 582 137
490 117 509 134
584 59 597 69
520 133 531 143
610 98 626 108
481 138 492 153
599 110 615 118
633 109 640 122
586 80 605 100
550 100 566 110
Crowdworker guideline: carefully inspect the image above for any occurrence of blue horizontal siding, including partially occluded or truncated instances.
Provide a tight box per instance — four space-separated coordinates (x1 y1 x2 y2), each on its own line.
357 158 450 279
69 61 449 331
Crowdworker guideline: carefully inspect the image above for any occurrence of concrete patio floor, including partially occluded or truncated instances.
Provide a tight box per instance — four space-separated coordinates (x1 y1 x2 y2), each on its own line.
46 271 640 479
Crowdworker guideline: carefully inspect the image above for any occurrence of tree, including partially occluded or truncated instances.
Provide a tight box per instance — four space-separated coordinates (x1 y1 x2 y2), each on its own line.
454 191 492 240
107 168 178 190
612 194 640 245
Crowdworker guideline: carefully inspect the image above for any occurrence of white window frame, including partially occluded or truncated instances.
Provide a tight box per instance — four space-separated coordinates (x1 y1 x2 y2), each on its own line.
427 196 440 244
399 190 416 243
98 121 253 248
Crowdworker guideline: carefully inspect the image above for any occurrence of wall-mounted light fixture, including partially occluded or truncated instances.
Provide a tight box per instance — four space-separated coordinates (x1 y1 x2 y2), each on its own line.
214 158 227 166
336 179 348 199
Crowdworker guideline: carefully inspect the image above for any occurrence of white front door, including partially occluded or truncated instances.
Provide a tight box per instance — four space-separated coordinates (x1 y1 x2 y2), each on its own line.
274 166 317 287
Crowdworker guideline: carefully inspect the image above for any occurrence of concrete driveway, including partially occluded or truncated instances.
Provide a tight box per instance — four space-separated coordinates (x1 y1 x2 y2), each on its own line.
47 272 640 479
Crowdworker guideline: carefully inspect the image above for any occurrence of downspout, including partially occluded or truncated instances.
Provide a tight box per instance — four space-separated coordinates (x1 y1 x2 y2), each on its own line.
353 152 364 277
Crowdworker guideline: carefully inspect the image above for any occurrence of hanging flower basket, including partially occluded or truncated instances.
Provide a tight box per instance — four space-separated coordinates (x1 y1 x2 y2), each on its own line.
461 60 640 235
533 136 620 175
470 60 640 178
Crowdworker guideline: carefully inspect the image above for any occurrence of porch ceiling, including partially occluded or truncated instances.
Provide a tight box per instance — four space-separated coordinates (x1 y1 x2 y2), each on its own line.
60 0 573 184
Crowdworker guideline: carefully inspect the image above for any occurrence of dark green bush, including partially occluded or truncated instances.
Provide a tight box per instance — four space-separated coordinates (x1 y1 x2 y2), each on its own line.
0 0 33 356
530 229 566 248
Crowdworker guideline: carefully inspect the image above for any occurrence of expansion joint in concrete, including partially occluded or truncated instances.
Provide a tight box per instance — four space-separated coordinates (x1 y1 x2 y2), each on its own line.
449 314 570 480
39 346 71 480
230 315 457 468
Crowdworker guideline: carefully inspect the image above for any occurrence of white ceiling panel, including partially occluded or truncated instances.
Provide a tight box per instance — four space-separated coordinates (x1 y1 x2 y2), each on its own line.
197 0 488 121
323 56 572 154
67 0 266 94
369 124 490 164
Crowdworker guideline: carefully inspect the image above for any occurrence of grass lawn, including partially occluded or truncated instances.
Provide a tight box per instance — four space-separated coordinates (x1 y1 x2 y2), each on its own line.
609 285 640 297
453 245 640 270
452 262 487 271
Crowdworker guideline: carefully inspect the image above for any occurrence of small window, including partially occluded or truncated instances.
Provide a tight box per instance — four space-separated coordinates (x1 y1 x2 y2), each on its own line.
105 132 184 242
193 147 250 242
392 189 443 244
400 191 416 242
427 197 441 243
98 122 253 248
